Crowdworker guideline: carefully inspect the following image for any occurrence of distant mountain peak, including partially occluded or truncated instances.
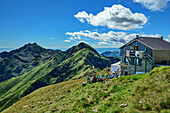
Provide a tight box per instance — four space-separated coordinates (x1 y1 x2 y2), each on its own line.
78 42 87 46
77 42 90 48
77 42 92 48
101 51 120 57
70 42 98 54
25 42 39 47
33 42 38 45
20 43 45 51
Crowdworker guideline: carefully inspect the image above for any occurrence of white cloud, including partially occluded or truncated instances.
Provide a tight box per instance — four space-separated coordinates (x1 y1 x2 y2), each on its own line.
74 4 147 30
141 34 161 38
133 0 170 11
68 37 74 40
77 41 88 44
0 46 8 48
64 40 71 42
66 30 162 43
165 35 170 42
98 42 110 45
92 43 124 48
50 37 54 40
66 30 137 43
74 11 92 23
65 30 162 48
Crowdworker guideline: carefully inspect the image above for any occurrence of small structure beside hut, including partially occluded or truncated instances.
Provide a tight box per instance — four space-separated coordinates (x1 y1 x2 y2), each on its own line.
119 35 170 75
111 61 121 75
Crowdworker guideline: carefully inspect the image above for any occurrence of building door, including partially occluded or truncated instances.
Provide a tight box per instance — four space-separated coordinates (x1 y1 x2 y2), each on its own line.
134 46 138 51
125 71 128 75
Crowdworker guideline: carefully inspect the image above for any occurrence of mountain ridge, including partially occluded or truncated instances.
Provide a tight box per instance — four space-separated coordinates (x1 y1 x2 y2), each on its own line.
101 51 120 57
0 42 119 112
0 42 62 82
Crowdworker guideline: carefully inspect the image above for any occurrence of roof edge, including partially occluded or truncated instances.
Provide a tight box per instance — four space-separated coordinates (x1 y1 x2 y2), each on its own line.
119 38 137 49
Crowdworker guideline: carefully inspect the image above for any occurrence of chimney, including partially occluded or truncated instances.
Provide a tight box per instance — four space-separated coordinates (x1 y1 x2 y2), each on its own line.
161 36 163 40
136 35 139 38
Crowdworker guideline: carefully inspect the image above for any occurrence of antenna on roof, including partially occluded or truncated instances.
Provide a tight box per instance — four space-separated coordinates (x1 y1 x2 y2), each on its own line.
161 36 163 40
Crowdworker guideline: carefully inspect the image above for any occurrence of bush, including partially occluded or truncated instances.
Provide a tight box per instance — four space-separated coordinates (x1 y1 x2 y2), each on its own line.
100 92 110 98
159 101 170 109
82 102 90 108
112 107 122 113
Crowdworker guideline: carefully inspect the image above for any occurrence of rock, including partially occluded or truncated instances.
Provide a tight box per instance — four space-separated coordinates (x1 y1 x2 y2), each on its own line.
139 100 145 104
120 104 128 107
82 82 86 87
50 97 54 99
23 105 28 108
92 109 98 112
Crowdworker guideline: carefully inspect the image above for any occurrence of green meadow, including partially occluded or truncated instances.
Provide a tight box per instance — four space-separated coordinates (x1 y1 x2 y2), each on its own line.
3 66 170 113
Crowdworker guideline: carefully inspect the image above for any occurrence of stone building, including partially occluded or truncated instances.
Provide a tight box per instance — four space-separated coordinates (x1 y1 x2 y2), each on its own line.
119 35 170 75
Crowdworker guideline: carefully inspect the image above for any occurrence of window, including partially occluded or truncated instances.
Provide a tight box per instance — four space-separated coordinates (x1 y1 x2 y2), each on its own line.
144 48 148 53
136 58 141 66
122 56 125 63
130 46 134 50
125 71 128 75
161 60 169 65
122 56 128 64
134 46 138 51
126 57 128 64
131 58 134 65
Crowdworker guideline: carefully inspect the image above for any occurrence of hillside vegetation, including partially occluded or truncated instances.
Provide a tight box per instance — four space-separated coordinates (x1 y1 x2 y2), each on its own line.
3 66 170 113
0 42 118 112
0 43 61 83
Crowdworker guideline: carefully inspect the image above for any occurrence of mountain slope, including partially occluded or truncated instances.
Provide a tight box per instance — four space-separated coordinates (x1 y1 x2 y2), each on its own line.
0 42 117 112
0 59 56 111
0 43 61 83
101 51 120 57
2 66 169 113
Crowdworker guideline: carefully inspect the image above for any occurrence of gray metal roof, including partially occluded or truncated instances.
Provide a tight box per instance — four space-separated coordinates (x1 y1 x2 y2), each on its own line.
120 37 170 50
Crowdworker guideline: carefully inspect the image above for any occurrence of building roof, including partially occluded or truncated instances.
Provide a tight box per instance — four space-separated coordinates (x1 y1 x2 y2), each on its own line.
120 37 170 50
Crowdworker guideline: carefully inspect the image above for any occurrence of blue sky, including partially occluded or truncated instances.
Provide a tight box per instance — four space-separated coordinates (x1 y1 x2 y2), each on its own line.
0 0 170 50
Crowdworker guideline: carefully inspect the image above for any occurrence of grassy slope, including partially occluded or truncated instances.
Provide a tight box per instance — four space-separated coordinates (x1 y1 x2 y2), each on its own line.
0 48 109 112
3 66 170 113
0 59 55 111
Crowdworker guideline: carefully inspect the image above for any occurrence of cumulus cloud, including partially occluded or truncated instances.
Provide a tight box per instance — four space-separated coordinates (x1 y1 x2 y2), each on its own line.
65 30 162 48
165 35 170 42
74 11 92 23
74 4 147 30
92 43 124 48
50 37 54 40
65 30 162 44
141 34 161 38
64 40 71 42
65 30 137 43
68 37 74 40
77 41 88 44
98 42 110 45
0 46 8 48
133 0 170 11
